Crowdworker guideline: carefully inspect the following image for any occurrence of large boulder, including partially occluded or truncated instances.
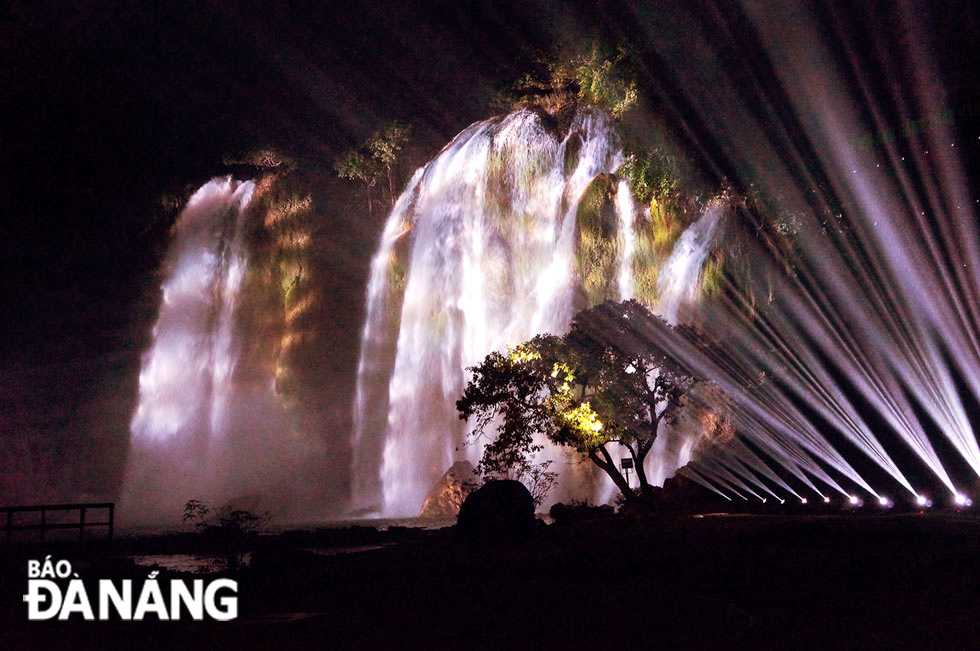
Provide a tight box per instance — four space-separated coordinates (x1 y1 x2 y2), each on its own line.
456 479 535 542
419 461 477 518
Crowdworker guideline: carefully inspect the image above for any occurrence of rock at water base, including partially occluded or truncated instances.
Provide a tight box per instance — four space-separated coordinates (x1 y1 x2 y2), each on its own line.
419 461 478 518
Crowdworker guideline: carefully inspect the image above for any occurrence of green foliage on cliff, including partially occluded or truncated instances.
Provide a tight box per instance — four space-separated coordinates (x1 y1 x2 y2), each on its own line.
335 121 413 213
618 149 680 206
497 40 640 125
575 175 621 305
334 149 375 185
700 256 725 297
552 42 639 119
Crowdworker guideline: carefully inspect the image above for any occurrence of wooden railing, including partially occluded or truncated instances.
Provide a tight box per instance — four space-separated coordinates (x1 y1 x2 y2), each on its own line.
1 503 114 544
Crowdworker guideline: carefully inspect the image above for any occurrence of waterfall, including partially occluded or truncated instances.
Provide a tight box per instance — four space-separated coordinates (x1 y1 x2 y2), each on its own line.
122 176 331 524
122 178 254 521
124 143 729 522
656 202 726 325
131 178 254 445
351 110 731 516
615 179 637 300
350 168 425 511
645 201 729 488
351 109 626 515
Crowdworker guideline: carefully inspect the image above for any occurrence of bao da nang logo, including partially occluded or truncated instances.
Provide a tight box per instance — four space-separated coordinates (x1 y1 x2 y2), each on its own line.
23 556 238 621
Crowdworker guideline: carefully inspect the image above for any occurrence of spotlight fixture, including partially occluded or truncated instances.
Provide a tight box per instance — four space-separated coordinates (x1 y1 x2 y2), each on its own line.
849 495 859 505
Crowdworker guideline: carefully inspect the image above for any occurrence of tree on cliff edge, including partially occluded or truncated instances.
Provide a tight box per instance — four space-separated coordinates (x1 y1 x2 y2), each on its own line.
334 121 412 214
457 300 702 505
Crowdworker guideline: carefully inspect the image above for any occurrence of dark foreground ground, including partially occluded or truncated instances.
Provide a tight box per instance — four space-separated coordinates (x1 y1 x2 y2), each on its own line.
2 513 979 650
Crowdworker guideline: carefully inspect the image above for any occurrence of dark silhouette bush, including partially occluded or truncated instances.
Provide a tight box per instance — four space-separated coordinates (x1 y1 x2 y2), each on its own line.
549 500 616 526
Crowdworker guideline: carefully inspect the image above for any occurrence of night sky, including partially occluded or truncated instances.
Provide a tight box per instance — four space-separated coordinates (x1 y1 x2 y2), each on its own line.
2 0 979 510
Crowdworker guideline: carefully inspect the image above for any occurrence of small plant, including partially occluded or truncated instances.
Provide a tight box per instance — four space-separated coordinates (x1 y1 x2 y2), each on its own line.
514 460 559 509
182 499 270 535
182 499 270 573
182 499 210 530
216 508 268 535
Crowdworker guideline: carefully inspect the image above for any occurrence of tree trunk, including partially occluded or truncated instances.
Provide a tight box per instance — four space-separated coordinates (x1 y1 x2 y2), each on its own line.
635 451 650 493
634 422 660 495
387 165 395 207
589 445 637 503
635 438 655 494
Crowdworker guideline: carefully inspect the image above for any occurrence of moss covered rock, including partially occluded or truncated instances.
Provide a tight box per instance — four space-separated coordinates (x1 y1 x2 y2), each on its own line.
574 173 621 305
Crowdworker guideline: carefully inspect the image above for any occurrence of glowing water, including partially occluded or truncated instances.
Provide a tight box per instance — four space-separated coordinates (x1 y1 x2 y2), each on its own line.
122 177 328 524
351 109 737 515
615 179 637 300
352 110 629 515
123 178 254 520
656 202 726 326
131 178 254 445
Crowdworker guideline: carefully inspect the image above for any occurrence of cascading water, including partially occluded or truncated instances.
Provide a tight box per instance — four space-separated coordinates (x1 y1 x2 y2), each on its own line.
352 109 630 515
123 178 254 521
641 202 730 490
351 108 733 516
615 179 637 300
656 202 726 326
122 115 726 522
122 176 329 524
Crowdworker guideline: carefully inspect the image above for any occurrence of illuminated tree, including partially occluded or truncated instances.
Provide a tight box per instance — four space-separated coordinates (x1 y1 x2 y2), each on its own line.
457 300 701 504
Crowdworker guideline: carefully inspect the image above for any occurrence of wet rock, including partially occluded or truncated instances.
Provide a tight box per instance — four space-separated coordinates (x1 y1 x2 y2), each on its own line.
419 461 478 518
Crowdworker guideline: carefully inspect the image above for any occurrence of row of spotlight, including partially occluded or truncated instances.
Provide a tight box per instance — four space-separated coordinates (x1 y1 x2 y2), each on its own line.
761 493 973 508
